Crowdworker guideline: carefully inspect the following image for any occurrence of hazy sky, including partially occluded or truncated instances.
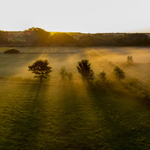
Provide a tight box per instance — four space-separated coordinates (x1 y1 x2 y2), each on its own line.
1 0 150 33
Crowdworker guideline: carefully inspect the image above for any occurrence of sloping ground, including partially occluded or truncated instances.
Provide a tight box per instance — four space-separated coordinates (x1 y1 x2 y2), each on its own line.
0 82 150 150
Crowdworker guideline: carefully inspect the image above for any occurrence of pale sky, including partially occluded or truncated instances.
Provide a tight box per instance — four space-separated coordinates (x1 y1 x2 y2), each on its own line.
0 0 150 33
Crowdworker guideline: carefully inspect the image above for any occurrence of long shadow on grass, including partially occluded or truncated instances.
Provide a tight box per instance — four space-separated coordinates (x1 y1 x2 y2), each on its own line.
54 81 107 150
53 81 97 149
2 83 45 150
85 84 150 150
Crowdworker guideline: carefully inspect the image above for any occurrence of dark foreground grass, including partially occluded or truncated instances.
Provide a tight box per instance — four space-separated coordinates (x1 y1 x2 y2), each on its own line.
1 82 150 150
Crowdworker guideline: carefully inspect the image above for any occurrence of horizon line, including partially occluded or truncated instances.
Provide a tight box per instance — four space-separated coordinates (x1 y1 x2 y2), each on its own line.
1 30 150 34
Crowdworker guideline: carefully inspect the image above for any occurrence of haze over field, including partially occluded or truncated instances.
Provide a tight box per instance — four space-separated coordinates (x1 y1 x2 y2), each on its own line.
0 47 150 84
1 47 150 149
1 0 150 33
1 0 150 148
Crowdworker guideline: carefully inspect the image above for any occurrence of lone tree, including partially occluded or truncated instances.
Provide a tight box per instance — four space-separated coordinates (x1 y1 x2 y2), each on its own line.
127 55 133 64
77 59 94 83
28 59 52 82
114 66 125 80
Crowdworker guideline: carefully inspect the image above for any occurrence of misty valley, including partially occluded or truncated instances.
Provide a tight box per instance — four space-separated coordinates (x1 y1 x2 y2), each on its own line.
0 46 150 149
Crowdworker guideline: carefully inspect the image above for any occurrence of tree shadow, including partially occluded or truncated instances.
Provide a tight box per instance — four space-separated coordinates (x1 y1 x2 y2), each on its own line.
53 81 110 149
85 84 150 149
1 83 46 149
51 81 101 149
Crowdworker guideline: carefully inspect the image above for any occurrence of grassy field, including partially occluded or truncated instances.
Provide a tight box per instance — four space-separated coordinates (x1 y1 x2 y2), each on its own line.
0 47 150 149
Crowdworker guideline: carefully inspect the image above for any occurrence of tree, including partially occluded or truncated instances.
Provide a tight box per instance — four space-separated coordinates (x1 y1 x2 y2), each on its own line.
23 27 51 46
77 59 94 83
114 66 125 80
0 31 8 44
59 67 73 80
97 71 107 81
127 55 133 64
28 60 52 82
51 33 76 45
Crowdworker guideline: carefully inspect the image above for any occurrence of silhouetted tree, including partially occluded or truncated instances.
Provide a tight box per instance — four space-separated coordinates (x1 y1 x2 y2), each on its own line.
114 66 125 80
28 59 52 82
127 55 133 64
77 59 94 83
51 33 76 45
23 27 51 46
97 71 107 81
59 67 73 80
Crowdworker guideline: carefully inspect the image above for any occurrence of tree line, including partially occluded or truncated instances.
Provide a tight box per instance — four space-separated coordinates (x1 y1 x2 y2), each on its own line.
0 27 150 46
28 57 150 105
28 59 126 82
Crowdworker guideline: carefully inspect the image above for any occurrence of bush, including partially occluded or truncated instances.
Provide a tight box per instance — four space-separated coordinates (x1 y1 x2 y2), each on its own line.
127 55 133 64
59 66 73 80
97 71 107 81
114 66 125 80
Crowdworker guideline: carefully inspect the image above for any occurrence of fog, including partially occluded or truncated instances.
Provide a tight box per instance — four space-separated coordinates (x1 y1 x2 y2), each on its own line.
1 47 150 149
0 47 150 84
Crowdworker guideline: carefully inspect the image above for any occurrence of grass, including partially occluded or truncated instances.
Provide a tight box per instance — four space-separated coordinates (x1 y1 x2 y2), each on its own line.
0 46 150 149
0 82 150 149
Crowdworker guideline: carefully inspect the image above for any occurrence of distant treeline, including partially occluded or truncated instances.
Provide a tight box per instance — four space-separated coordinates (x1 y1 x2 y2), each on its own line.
0 27 150 47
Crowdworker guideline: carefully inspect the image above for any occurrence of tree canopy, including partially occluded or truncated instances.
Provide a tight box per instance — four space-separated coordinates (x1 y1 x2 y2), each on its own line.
28 59 52 82
51 33 76 45
77 59 94 83
114 66 125 80
23 27 51 46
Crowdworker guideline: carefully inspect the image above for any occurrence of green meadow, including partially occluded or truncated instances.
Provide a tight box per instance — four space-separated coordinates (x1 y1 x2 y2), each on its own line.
0 47 150 149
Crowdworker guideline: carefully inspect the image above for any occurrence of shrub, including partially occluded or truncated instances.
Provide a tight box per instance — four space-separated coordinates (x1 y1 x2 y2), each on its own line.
114 66 125 80
59 66 73 80
97 71 107 81
127 55 133 64
67 72 73 80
